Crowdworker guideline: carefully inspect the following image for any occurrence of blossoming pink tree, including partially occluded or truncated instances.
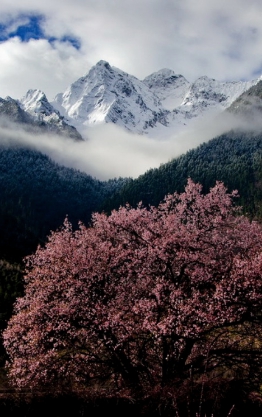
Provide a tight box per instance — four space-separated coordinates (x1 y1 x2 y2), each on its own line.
3 179 262 409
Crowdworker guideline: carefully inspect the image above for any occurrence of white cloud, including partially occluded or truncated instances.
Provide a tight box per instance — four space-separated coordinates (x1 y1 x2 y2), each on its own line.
0 37 88 100
0 0 262 102
0 111 247 180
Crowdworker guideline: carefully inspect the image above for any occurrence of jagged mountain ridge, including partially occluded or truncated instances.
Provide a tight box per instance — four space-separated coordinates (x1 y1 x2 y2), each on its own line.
53 60 169 134
0 92 82 141
51 60 262 136
143 69 190 110
1 60 262 140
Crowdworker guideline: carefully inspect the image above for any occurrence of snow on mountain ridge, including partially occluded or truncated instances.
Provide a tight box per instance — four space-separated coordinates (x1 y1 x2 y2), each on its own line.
181 76 262 110
143 69 190 110
15 61 262 138
17 89 83 140
53 60 169 134
51 61 262 137
19 89 64 126
20 89 56 117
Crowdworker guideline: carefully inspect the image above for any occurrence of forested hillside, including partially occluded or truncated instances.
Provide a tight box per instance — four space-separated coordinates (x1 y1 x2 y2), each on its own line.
103 130 262 218
0 145 127 261
3 130 262 263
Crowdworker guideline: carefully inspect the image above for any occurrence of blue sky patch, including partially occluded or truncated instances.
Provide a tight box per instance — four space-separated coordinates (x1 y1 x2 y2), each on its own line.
11 15 45 41
60 36 81 50
0 14 81 49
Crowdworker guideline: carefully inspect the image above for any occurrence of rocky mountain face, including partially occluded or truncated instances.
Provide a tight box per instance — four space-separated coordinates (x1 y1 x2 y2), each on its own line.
143 69 190 110
0 91 82 141
53 60 169 134
0 97 33 124
1 60 262 140
226 80 262 121
52 60 262 137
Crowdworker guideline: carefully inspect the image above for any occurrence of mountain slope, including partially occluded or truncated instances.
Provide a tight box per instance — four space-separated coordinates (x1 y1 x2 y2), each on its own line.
0 145 127 261
52 60 262 136
102 130 262 218
1 60 260 139
0 93 83 140
54 60 169 134
227 80 262 121
143 69 190 110
0 97 33 124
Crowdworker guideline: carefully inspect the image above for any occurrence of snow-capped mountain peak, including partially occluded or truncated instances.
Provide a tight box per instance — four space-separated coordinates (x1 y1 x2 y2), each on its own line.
143 68 190 110
51 60 262 137
20 89 56 118
14 89 83 140
53 61 168 134
2 59 257 139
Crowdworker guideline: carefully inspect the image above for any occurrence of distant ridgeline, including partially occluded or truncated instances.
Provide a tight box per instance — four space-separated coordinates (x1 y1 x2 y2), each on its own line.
102 130 262 218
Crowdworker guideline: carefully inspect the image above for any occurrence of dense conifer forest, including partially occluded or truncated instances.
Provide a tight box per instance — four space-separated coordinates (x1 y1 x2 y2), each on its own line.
0 145 127 261
103 130 262 218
